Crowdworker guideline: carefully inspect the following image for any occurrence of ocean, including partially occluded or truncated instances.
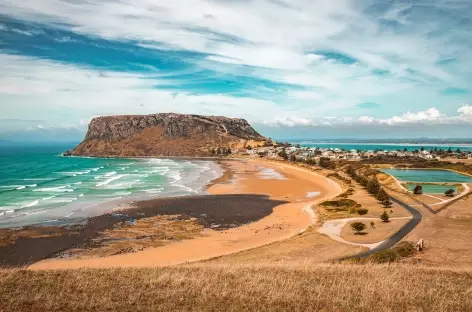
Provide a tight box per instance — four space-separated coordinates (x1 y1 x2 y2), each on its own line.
297 142 472 152
0 144 222 228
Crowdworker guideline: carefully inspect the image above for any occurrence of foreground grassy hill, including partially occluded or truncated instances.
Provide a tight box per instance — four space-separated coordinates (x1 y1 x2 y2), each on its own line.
1 264 472 312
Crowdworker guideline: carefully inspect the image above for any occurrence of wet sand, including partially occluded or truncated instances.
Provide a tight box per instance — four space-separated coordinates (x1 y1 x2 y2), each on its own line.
0 194 284 267
28 158 342 269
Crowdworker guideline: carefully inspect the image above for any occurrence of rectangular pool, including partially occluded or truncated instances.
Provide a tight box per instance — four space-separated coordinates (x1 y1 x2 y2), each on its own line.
381 169 472 183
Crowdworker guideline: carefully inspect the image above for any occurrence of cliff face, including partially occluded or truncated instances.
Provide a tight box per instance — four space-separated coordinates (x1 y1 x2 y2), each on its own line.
72 113 267 157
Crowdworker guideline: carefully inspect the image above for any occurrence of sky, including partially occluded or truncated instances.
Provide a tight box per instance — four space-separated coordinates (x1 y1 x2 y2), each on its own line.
0 0 471 141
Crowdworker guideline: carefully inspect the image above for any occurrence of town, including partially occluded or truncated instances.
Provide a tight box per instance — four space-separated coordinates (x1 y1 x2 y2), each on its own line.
242 142 472 163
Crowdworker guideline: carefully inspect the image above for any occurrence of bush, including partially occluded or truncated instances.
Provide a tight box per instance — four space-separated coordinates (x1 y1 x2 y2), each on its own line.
393 241 415 258
369 249 398 263
380 211 390 222
320 199 358 208
357 208 368 215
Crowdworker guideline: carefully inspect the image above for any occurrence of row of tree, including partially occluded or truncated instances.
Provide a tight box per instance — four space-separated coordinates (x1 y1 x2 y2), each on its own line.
346 166 392 208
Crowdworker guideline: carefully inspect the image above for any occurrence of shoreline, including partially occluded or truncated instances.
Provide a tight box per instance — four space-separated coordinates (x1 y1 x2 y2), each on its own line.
0 156 225 230
26 158 342 270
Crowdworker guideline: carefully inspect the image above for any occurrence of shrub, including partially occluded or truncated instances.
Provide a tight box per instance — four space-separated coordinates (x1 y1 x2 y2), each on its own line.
393 241 415 258
380 211 390 222
445 189 455 197
350 222 367 234
348 206 358 214
369 249 398 263
320 199 358 208
413 184 423 195
357 208 368 215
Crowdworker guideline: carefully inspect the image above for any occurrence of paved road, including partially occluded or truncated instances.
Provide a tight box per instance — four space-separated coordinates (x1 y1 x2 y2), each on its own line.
344 196 422 259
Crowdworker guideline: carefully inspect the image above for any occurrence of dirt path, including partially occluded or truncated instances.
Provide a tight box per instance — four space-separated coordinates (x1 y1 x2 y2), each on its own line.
318 216 412 249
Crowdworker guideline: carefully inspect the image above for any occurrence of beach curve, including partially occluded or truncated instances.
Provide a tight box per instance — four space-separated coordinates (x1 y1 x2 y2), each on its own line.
28 159 342 270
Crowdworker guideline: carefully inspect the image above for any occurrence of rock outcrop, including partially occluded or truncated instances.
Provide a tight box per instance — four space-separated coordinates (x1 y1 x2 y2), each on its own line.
72 113 267 157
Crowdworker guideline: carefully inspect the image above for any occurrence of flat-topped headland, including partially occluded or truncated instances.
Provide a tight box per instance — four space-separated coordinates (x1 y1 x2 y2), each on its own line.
71 113 268 157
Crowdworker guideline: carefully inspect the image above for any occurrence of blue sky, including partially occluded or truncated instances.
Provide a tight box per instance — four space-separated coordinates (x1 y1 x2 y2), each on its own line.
0 0 471 141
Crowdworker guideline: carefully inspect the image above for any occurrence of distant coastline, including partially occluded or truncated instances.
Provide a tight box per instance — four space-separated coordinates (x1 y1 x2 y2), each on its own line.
294 142 472 152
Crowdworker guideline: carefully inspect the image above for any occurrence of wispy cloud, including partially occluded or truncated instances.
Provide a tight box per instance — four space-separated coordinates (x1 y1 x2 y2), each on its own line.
0 0 471 139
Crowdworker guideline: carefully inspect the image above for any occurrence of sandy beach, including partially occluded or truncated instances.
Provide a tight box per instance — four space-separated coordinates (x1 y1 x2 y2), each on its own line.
25 158 341 269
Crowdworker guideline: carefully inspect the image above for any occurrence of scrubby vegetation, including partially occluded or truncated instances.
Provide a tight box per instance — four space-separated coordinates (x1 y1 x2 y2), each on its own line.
368 242 416 263
320 199 360 209
356 208 369 215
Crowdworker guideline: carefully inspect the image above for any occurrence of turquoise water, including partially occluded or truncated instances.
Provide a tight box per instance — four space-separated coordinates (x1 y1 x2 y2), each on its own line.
381 169 472 183
298 142 472 152
0 144 221 228
405 183 457 194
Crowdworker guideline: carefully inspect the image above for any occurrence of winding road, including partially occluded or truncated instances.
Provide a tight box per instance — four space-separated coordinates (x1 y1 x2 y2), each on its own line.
344 196 422 259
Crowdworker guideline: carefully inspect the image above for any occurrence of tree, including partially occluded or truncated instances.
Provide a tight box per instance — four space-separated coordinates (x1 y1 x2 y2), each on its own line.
445 189 455 197
380 211 390 223
376 188 389 201
350 222 367 234
367 179 380 195
382 199 393 208
413 184 423 195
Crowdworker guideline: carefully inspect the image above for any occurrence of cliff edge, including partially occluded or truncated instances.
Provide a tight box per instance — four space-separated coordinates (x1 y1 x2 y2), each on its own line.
72 113 267 157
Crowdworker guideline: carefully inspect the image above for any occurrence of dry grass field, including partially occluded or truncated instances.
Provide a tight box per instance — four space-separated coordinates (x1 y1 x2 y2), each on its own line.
206 225 361 265
1 264 472 312
406 194 472 266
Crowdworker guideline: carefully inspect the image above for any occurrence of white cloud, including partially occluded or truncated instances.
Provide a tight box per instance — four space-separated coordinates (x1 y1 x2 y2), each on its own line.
0 54 289 127
0 0 471 135
275 117 315 127
381 108 443 125
458 105 472 119
358 116 374 124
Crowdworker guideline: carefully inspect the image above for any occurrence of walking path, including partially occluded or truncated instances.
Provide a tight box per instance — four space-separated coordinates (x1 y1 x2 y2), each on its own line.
345 196 423 258
318 216 412 249
430 183 470 206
